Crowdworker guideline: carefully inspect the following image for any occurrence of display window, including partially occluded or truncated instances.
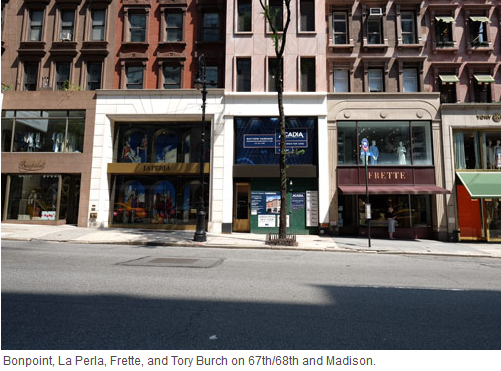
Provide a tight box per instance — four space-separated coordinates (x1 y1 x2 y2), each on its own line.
234 117 317 165
453 130 501 170
115 122 208 164
110 175 208 226
0 110 85 153
337 121 432 166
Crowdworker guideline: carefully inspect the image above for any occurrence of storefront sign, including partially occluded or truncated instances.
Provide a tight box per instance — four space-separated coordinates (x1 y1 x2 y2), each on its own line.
291 193 305 210
258 215 276 227
107 163 209 175
18 160 46 172
368 170 408 181
476 113 501 123
41 211 56 220
306 191 318 227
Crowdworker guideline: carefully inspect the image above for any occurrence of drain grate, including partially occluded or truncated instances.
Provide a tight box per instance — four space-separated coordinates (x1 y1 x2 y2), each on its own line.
117 256 223 268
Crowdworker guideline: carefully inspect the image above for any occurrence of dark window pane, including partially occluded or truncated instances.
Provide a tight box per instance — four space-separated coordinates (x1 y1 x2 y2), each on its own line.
300 0 314 32
87 62 102 90
56 62 71 90
166 13 183 41
237 0 252 32
163 65 181 89
91 9 105 41
236 58 251 92
24 62 38 91
202 13 219 41
300 58 315 92
126 66 143 89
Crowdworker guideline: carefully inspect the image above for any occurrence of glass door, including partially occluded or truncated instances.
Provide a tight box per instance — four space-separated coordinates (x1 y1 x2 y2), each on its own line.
233 182 250 232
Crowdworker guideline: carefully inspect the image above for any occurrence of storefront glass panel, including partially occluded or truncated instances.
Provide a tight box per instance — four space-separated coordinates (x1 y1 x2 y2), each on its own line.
482 132 501 169
6 174 59 221
110 175 208 226
411 121 433 165
358 121 410 165
337 121 357 165
485 199 501 240
1 110 85 153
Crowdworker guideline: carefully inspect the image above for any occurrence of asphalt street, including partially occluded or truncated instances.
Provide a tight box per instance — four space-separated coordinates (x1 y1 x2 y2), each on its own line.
2 240 501 349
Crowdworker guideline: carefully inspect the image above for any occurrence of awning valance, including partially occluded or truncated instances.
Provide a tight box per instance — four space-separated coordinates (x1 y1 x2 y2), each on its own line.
470 16 491 23
474 74 495 83
439 74 460 83
338 185 450 195
435 16 455 23
456 172 501 198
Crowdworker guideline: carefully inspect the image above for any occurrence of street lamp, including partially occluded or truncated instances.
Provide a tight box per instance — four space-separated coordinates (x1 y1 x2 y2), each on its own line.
193 54 207 242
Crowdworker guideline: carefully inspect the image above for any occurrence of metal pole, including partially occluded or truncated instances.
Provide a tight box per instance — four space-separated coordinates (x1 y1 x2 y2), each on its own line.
194 55 207 242
365 152 371 248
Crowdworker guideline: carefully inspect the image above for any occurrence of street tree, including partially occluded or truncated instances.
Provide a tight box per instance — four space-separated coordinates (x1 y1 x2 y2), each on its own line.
259 0 292 242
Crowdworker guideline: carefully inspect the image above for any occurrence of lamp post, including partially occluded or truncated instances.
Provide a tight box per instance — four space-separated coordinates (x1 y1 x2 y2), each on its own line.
193 54 207 242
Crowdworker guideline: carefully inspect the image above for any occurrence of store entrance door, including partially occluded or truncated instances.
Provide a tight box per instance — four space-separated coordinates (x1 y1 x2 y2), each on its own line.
233 182 250 232
457 185 483 240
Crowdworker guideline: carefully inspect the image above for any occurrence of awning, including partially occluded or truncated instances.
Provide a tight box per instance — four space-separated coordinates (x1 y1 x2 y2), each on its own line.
456 172 501 198
435 16 455 23
470 16 491 23
474 74 495 83
439 74 459 83
338 185 450 195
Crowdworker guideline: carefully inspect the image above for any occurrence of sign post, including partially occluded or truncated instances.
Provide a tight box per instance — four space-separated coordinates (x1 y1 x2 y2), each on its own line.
361 138 371 248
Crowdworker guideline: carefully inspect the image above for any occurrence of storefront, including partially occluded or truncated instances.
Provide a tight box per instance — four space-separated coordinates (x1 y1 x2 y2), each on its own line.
232 116 319 234
108 120 210 229
328 93 449 240
442 104 501 242
1 91 96 227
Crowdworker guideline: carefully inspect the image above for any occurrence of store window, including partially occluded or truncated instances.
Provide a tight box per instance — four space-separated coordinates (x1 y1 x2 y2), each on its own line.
90 9 106 41
201 12 219 42
115 122 209 164
299 0 314 32
337 121 432 166
1 110 84 153
454 130 501 170
237 0 252 32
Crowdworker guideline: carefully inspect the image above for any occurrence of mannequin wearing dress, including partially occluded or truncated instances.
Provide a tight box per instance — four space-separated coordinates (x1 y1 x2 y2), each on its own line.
487 140 495 169
495 140 501 169
397 141 406 165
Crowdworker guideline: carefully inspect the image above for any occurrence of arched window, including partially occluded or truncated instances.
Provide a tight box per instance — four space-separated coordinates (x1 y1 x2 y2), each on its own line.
153 130 177 163
121 129 147 163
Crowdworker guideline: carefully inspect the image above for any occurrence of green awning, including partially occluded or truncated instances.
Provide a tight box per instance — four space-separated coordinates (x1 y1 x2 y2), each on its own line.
474 74 495 83
435 16 455 23
470 16 491 23
439 74 459 83
456 172 501 198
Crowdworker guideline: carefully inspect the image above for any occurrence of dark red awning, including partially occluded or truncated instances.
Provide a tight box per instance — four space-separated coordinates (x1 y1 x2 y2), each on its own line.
338 185 450 195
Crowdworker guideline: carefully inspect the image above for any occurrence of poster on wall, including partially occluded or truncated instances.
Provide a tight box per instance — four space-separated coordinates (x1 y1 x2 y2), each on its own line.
277 215 290 228
41 211 56 220
306 190 318 227
291 193 305 210
251 191 281 215
258 215 276 227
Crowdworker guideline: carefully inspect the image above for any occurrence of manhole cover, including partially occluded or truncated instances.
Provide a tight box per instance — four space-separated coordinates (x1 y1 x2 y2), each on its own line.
117 256 223 268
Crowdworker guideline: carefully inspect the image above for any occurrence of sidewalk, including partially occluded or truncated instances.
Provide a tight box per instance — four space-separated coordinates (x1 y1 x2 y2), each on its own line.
1 223 500 258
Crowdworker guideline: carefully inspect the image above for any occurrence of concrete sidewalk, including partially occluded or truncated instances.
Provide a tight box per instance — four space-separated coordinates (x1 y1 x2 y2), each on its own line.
1 223 500 258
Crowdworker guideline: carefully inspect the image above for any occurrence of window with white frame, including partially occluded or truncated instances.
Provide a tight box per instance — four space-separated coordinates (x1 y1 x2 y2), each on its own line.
333 68 349 92
401 11 416 44
126 65 143 89
368 68 383 92
299 0 314 32
403 68 418 92
332 12 348 44
129 12 146 42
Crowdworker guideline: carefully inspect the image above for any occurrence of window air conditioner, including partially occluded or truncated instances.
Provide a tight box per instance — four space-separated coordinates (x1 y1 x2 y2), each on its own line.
60 31 72 41
368 8 383 19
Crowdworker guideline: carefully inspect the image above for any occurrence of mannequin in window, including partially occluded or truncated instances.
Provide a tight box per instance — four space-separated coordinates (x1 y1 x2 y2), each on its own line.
397 141 407 165
137 134 148 163
487 140 495 169
369 140 379 165
122 138 139 162
495 140 501 169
